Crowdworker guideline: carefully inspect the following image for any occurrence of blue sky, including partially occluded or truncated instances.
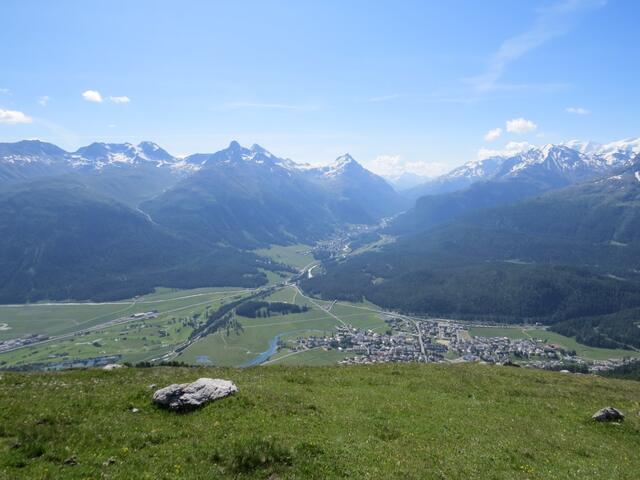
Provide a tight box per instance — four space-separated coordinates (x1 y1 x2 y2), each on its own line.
1 0 638 176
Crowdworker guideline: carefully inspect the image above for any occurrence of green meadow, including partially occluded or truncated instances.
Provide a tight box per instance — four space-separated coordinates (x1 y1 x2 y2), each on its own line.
1 364 639 479
254 243 315 270
177 286 387 367
0 287 255 368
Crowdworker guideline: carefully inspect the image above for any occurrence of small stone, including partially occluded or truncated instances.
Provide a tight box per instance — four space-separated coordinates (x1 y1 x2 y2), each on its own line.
149 384 157 389
152 378 238 411
103 457 116 466
63 456 78 466
592 406 625 422
131 408 140 413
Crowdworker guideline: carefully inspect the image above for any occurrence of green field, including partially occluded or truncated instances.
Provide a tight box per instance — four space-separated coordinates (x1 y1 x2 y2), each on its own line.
0 287 256 368
469 326 640 360
266 348 353 365
0 278 387 369
254 243 314 270
177 286 387 367
0 287 252 341
1 364 639 479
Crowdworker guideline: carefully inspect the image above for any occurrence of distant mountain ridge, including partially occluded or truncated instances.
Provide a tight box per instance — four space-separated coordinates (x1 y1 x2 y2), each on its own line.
0 138 406 223
394 138 640 235
0 139 407 302
406 137 640 200
143 143 407 248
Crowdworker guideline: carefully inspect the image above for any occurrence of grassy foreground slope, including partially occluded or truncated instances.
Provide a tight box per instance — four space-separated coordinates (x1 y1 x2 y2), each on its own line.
1 365 640 479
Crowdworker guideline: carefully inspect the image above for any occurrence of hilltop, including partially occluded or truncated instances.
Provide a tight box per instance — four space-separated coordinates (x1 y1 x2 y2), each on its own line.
1 364 639 479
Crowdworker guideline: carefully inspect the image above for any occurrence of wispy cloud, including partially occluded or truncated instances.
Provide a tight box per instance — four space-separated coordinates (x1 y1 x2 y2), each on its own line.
466 0 605 93
0 109 32 124
82 90 103 103
109 95 130 104
566 106 590 115
0 88 9 95
223 102 318 111
38 96 50 107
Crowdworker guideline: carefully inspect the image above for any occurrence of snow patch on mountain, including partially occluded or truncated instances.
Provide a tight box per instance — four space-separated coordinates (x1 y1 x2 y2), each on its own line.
434 137 640 187
320 154 358 178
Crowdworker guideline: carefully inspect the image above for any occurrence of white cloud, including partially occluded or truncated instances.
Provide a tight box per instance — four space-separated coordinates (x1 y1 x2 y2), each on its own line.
38 96 50 107
82 90 103 103
506 117 537 134
109 95 130 104
484 127 502 141
477 141 533 160
0 88 9 95
467 0 604 92
369 154 449 178
0 108 33 124
566 106 590 115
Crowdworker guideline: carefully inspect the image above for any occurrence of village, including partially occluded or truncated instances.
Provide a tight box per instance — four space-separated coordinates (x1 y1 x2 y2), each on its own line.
0 333 50 353
280 314 633 373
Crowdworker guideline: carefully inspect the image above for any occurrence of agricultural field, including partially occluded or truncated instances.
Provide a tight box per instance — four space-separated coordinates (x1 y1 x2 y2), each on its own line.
0 287 256 368
0 287 252 341
254 243 315 270
177 286 388 367
469 326 640 360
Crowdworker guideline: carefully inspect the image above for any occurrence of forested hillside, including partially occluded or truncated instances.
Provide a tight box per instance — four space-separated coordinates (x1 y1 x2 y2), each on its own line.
0 180 272 302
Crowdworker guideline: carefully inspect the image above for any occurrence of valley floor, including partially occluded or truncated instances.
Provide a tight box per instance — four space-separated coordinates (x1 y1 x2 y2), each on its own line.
2 241 639 371
1 364 639 479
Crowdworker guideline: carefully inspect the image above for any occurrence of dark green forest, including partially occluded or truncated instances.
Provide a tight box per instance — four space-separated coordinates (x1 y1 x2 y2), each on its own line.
235 300 309 318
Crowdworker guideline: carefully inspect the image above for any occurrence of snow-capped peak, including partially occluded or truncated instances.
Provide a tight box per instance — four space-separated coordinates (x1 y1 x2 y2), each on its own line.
335 153 355 165
250 143 274 158
318 154 364 178
69 141 178 169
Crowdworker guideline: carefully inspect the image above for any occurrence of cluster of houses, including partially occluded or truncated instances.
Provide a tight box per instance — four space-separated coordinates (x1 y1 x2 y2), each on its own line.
0 333 49 353
450 335 573 364
2 354 122 372
283 324 446 364
280 314 635 373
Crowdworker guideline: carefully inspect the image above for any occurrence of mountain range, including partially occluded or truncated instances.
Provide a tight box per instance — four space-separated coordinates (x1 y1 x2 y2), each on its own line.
394 139 640 234
405 138 640 200
0 139 406 302
303 139 640 350
4 133 640 350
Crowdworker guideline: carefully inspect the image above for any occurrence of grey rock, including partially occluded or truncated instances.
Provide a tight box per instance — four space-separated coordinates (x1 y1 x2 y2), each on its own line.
152 378 238 411
592 406 625 422
102 363 125 370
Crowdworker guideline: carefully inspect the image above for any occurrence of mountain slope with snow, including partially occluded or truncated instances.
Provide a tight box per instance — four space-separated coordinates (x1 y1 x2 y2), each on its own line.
406 137 640 200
